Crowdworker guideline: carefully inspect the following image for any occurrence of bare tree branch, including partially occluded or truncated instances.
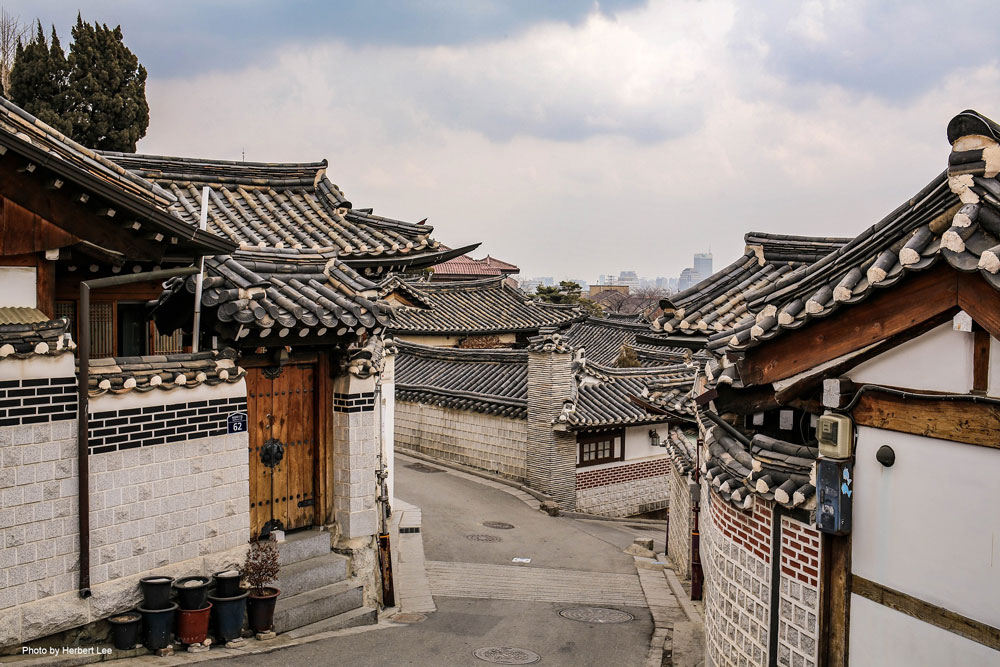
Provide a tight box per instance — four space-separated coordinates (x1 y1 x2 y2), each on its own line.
0 8 30 92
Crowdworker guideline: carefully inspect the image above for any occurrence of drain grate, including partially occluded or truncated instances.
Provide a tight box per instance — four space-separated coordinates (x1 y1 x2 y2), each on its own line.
483 521 515 530
473 647 541 665
559 607 635 624
466 534 502 542
391 612 427 624
405 463 444 473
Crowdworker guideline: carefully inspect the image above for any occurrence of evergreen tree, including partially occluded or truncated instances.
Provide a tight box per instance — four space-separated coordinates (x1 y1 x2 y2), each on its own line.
8 21 72 135
66 15 148 151
535 280 603 316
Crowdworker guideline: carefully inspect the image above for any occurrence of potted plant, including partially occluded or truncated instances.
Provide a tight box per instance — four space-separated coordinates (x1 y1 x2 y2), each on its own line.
241 540 281 634
107 611 141 650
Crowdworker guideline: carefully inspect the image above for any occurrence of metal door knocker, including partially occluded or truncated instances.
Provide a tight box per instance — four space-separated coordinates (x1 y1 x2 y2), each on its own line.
260 438 285 468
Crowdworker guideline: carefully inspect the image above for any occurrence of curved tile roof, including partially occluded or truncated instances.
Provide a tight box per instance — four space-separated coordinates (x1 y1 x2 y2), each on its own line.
431 253 519 278
87 349 245 397
394 341 528 418
0 316 75 360
151 247 392 343
562 317 689 366
383 276 586 335
101 152 439 262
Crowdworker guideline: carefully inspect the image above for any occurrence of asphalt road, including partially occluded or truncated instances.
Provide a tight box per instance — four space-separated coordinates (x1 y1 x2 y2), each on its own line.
222 458 661 667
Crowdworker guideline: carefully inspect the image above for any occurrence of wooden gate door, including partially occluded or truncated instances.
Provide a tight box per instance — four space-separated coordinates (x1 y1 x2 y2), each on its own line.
248 363 317 538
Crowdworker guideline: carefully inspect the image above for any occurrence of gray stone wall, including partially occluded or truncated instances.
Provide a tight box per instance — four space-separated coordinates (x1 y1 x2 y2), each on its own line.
526 347 577 509
395 401 527 481
777 517 821 667
666 460 692 578
332 374 378 540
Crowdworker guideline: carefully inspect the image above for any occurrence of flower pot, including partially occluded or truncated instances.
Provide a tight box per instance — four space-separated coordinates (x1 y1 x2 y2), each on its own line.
138 602 177 650
139 576 174 610
213 569 242 598
208 590 248 643
107 611 141 650
176 602 212 645
247 588 280 633
173 576 210 610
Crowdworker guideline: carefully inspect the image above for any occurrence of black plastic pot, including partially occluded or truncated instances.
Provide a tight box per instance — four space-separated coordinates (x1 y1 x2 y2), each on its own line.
173 576 210 611
247 588 280 633
213 569 242 598
139 576 174 610
208 590 248 643
107 611 141 650
138 602 177 650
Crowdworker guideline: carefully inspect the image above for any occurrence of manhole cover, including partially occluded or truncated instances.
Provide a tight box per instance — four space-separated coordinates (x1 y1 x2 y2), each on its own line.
466 534 502 542
405 463 444 473
559 607 635 623
483 521 515 530
473 647 541 665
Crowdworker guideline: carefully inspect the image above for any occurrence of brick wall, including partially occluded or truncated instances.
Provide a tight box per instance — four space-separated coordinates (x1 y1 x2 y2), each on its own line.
702 486 772 667
777 517 821 667
574 457 670 517
666 459 692 578
0 356 250 650
526 347 577 508
395 401 527 481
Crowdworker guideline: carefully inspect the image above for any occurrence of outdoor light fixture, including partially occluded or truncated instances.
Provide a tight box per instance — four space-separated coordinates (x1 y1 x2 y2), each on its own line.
649 429 662 447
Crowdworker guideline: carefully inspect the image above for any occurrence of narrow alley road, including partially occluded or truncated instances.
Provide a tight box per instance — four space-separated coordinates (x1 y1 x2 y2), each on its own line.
222 455 680 666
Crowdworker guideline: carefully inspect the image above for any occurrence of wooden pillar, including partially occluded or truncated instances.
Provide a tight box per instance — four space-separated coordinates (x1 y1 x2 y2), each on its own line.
820 533 852 667
35 253 55 318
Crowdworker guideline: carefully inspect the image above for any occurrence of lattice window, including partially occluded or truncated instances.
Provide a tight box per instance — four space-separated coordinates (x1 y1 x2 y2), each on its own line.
89 302 114 358
54 301 76 338
577 429 625 467
150 325 183 354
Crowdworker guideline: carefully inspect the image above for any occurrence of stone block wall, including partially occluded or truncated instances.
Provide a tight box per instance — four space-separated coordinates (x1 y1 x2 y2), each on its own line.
702 487 772 667
332 374 378 540
0 355 250 650
777 517 821 667
526 347 577 508
395 401 527 480
666 459 692 578
574 457 670 517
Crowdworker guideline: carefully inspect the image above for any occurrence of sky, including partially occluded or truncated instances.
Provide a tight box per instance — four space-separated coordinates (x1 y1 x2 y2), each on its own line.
13 1 1000 283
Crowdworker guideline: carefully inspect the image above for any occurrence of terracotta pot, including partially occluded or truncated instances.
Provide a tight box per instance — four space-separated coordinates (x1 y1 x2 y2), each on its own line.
176 602 212 645
247 587 280 633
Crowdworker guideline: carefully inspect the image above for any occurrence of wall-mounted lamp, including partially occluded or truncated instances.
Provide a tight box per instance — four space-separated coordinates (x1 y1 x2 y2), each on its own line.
649 429 662 447
876 445 895 467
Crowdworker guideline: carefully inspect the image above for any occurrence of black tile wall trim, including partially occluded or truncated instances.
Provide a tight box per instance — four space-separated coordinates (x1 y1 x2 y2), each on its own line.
88 397 248 453
0 377 75 427
332 392 375 414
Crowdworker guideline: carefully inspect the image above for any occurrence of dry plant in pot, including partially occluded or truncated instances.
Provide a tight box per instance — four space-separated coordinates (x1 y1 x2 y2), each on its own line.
241 540 281 633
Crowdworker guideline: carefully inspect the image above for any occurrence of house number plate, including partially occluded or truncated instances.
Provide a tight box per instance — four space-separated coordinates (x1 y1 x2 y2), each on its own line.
227 412 247 434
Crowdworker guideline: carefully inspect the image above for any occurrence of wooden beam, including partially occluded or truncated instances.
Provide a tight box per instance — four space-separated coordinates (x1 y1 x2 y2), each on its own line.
851 390 1000 449
852 575 1000 652
973 328 990 393
821 534 851 667
958 272 1000 341
739 266 960 385
36 254 54 319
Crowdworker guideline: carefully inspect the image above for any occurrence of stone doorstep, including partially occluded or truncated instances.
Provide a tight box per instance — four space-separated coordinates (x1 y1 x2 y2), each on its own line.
272 552 349 598
272 579 365 634
276 529 331 566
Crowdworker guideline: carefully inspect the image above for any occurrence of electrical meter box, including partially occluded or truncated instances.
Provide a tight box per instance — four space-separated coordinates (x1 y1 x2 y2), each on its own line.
816 458 853 535
817 413 853 459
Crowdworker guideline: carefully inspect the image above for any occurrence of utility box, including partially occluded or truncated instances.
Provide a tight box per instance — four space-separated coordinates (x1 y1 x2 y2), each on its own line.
816 458 853 535
817 412 853 459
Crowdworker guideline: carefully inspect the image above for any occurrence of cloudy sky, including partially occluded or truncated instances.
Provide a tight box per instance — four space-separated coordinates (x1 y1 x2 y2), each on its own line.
15 1 1000 282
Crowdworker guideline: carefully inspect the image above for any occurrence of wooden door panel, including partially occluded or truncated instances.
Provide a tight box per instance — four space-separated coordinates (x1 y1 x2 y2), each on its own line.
248 369 272 538
286 366 316 529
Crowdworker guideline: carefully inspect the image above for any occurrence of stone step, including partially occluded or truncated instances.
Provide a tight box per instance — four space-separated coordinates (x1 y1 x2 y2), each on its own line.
284 606 378 639
274 552 349 599
272 579 365 634
277 530 331 566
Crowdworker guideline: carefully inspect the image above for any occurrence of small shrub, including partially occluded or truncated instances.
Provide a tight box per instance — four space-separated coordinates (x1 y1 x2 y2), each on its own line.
241 540 280 595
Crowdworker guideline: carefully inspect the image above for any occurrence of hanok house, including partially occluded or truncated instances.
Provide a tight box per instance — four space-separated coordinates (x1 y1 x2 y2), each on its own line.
426 247 520 284
394 333 697 517
380 275 587 348
106 152 466 629
681 110 1000 667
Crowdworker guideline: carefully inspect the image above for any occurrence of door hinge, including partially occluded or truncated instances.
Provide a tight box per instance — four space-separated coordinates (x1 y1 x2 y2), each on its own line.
297 498 315 508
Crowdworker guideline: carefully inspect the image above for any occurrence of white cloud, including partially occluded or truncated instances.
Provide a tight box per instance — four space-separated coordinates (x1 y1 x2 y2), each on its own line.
140 1 1000 282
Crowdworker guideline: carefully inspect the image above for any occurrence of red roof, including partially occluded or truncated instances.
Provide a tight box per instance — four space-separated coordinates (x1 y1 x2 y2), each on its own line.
431 253 519 278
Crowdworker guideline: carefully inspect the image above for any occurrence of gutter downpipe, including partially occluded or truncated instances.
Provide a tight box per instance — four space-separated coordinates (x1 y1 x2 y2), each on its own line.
78 266 200 598
191 187 210 353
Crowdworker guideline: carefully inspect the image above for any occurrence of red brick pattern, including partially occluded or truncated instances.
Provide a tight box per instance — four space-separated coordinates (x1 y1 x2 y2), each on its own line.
575 457 670 490
780 517 820 587
708 488 772 563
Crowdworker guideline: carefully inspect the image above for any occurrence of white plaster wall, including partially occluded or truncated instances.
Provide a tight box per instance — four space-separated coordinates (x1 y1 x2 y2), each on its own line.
850 595 1000 667
852 426 1000 629
849 322 973 393
575 425 669 472
381 379 395 504
0 354 74 381
988 335 1000 398
0 266 36 308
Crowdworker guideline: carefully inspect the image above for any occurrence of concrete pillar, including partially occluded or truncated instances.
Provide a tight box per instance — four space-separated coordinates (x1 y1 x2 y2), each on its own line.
332 372 378 539
526 334 578 509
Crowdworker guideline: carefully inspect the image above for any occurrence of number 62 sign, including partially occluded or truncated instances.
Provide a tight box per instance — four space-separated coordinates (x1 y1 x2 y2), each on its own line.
228 412 248 434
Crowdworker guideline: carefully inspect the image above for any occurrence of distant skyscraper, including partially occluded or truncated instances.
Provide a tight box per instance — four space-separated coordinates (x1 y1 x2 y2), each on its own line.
677 268 701 292
694 252 713 280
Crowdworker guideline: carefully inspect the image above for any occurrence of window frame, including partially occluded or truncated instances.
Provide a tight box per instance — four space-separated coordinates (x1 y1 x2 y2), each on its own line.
576 428 626 468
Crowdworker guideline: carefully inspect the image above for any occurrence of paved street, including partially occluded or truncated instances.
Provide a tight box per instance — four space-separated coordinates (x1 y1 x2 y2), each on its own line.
222 456 678 666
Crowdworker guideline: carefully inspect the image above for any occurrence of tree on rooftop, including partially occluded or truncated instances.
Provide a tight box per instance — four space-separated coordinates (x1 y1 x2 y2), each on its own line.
535 281 603 316
8 21 72 135
65 14 148 151
615 344 641 368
